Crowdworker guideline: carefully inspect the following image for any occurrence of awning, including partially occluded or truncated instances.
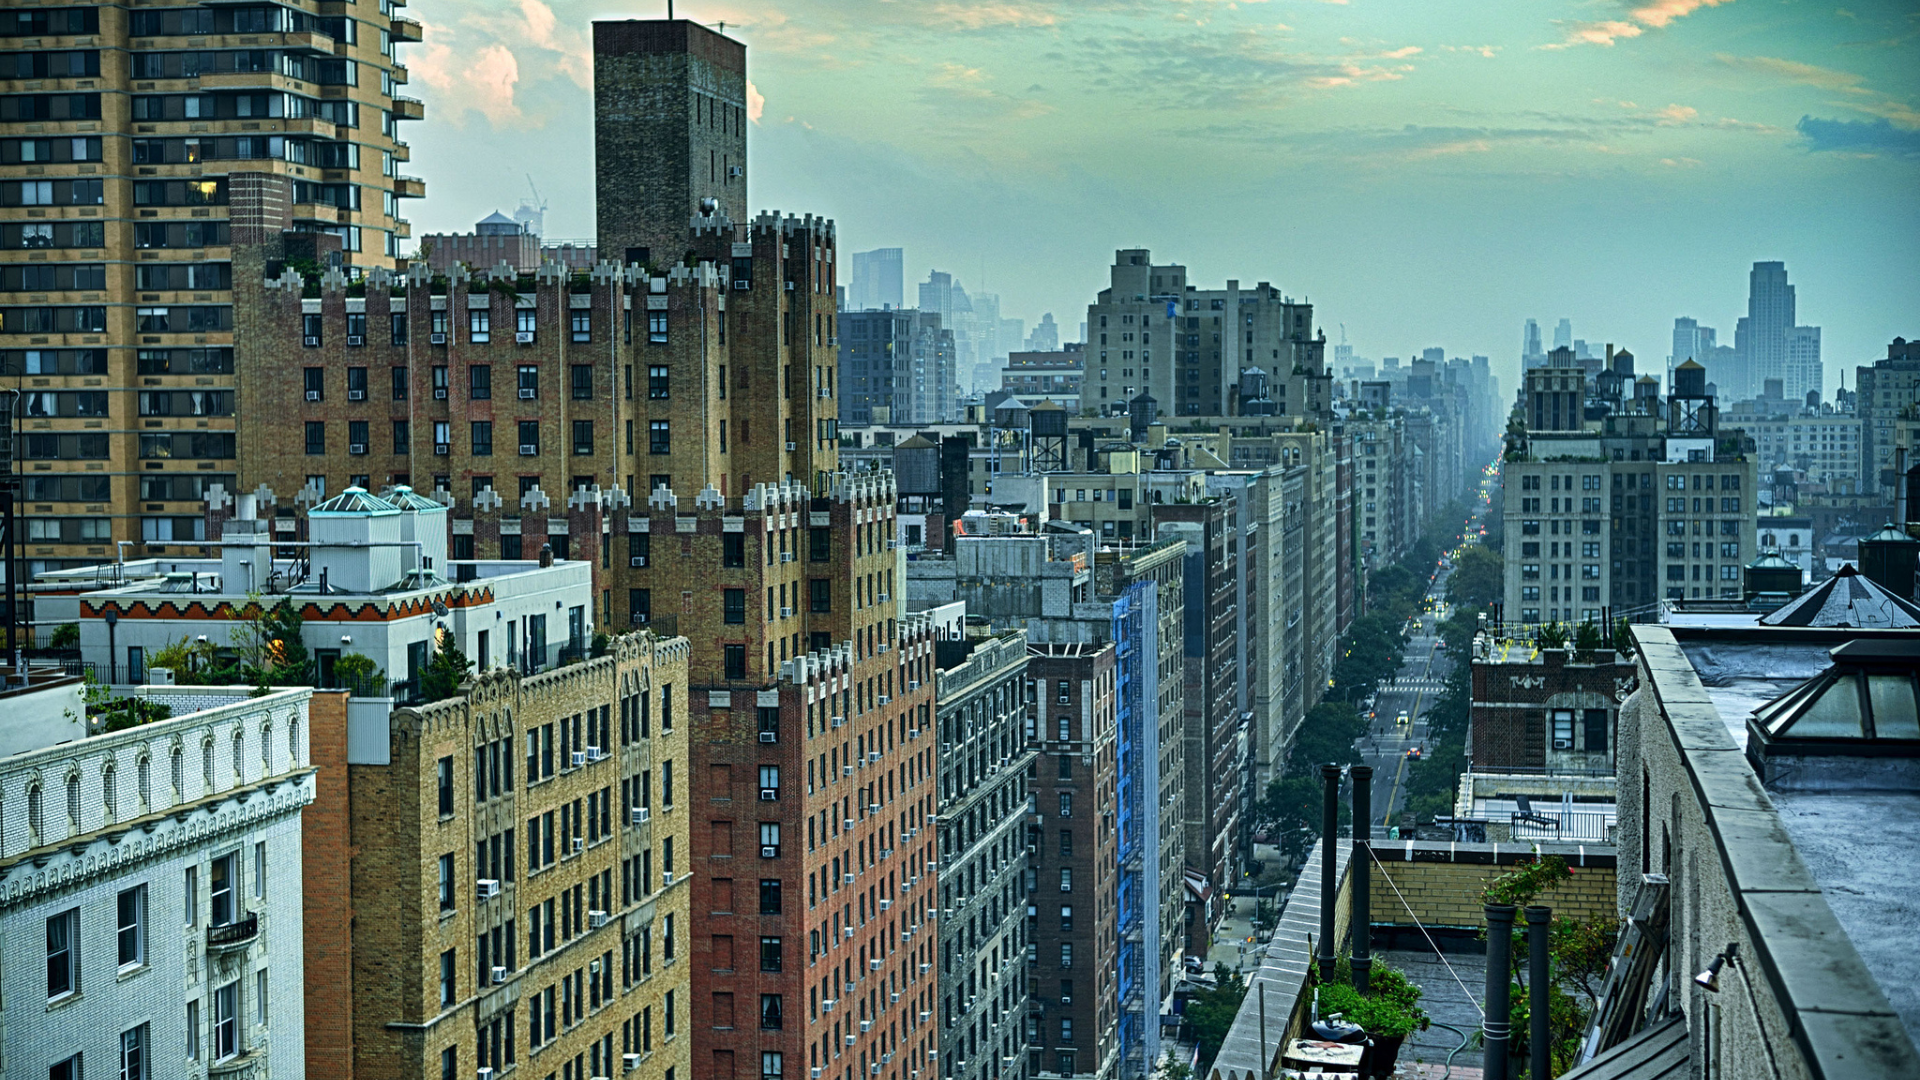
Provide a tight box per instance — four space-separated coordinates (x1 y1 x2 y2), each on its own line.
1561 1015 1689 1080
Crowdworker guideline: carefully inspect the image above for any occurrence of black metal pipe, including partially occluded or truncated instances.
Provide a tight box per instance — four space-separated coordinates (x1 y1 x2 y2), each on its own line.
1484 904 1517 1080
1351 763 1374 994
1528 906 1552 1080
1319 762 1341 981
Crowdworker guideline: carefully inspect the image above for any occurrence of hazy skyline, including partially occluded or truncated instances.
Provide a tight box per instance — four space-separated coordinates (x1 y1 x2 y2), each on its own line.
405 0 1919 392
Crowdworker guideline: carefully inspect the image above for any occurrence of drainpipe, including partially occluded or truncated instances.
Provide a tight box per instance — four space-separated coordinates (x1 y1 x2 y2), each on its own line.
1484 904 1516 1080
1319 762 1340 982
1350 764 1373 994
1528 906 1552 1080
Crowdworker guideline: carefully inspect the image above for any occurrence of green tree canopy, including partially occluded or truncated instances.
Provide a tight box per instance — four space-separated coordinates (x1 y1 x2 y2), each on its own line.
1446 544 1504 610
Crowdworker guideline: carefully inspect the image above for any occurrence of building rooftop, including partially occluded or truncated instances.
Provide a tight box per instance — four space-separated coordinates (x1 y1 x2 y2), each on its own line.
1760 564 1920 628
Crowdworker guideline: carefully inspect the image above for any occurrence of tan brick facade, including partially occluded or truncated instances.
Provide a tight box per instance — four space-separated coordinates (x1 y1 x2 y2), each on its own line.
347 632 693 1080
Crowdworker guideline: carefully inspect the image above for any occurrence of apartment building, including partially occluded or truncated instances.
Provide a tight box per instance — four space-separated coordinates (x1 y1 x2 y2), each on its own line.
934 629 1035 1080
1023 642 1120 1080
1 0 419 574
346 636 692 1080
0 682 317 1080
1082 251 1328 419
839 307 957 427
1856 337 1920 500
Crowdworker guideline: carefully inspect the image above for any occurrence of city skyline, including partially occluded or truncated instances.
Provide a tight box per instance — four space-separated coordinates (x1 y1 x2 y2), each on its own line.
403 0 1916 392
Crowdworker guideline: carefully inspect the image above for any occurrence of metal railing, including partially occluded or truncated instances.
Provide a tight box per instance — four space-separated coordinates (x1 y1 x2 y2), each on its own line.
208 912 259 949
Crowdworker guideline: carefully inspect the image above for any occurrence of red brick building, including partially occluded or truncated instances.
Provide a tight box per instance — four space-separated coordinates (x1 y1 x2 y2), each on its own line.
1468 642 1635 772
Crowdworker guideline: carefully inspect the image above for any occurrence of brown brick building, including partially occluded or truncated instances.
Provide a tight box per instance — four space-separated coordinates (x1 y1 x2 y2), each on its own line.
0 0 420 576
1023 643 1119 1080
1468 641 1633 772
344 634 693 1080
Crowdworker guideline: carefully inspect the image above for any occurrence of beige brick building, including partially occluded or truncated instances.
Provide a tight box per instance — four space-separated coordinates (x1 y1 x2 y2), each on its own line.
1 0 419 576
347 633 692 1080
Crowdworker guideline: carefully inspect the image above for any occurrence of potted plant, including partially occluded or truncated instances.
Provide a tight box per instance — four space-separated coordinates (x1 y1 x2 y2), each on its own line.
1313 960 1428 1077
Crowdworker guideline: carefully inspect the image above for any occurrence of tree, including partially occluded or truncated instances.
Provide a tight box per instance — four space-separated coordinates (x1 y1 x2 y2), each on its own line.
421 643 473 702
1185 963 1248 1072
333 653 386 697
1446 545 1504 610
49 623 80 649
1536 622 1569 650
1483 857 1619 1077
1572 620 1605 661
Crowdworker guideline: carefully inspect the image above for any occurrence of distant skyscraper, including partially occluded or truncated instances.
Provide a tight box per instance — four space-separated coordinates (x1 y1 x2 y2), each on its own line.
1523 319 1545 368
1746 260 1795 401
1787 325 1823 404
1554 318 1573 351
849 247 904 310
1027 313 1061 352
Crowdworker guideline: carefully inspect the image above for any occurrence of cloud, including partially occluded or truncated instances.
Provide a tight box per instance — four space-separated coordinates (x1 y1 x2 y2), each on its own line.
1716 53 1868 93
1658 156 1704 166
931 3 1058 29
1542 20 1644 49
411 26 522 126
1076 29 1418 108
1653 103 1698 125
1796 115 1920 157
1544 0 1734 48
1443 44 1502 58
1629 0 1733 29
747 81 766 123
917 61 1053 121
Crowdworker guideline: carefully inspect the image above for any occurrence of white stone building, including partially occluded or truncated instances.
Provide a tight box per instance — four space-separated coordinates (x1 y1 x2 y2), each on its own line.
0 681 316 1080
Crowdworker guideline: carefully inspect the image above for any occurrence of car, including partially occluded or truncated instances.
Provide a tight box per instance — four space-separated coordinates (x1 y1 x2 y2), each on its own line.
1396 711 1410 727
1406 747 1422 760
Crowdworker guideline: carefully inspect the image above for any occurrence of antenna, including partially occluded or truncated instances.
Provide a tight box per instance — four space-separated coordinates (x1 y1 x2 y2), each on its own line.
524 174 547 215
1339 322 1347 345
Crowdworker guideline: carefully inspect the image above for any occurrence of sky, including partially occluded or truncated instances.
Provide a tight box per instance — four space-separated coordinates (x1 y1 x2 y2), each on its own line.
403 0 1920 394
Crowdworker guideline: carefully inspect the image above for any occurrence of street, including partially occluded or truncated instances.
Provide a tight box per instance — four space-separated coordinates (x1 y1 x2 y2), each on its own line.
1353 468 1499 828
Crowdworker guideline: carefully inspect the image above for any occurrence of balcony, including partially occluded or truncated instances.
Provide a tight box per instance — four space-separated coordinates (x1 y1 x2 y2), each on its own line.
390 140 411 162
207 912 259 951
394 175 426 199
392 96 426 121
391 16 425 43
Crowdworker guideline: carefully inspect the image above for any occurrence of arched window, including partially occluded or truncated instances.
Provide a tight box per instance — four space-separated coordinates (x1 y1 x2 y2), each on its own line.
66 773 81 828
288 719 301 766
231 730 245 779
27 783 44 842
138 755 152 809
260 724 273 769
103 763 117 821
202 738 216 792
171 746 184 798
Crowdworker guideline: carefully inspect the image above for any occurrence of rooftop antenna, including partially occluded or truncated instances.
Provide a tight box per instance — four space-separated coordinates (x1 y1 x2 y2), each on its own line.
1340 322 1347 345
667 1 674 18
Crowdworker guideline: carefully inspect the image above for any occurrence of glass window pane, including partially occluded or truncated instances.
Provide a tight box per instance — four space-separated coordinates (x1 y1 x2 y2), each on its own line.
1785 674 1866 738
1868 674 1920 739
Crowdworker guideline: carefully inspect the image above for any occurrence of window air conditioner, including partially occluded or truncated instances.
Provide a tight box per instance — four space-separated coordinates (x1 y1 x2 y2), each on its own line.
729 165 744 177
880 899 891 910
627 1055 644 1071
1553 739 1572 749
349 443 367 455
586 746 605 762
761 844 779 858
780 607 793 618
831 716 845 728
589 910 609 928
630 555 648 567
758 731 778 743
662 871 674 887
780 551 794 562
430 332 447 344
861 1018 874 1030
631 807 650 825
305 390 322 401
303 335 320 347
519 387 538 399
434 387 448 399
868 960 882 972
477 1069 495 1080
346 335 364 347
842 765 853 777
908 681 920 691
877 695 890 705
843 819 855 831
812 1070 824 1080
493 965 509 984
434 443 450 455
571 837 584 853
786 441 798 451
571 750 587 767
477 879 500 899
516 331 535 344
520 444 540 456
908 728 919 739
760 788 779 801
821 998 835 1012
348 388 366 400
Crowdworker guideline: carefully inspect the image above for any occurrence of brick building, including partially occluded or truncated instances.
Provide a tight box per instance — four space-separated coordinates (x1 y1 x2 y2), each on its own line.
1467 638 1634 773
1023 642 1120 1080
934 629 1035 1080
0 0 420 576
345 635 693 1080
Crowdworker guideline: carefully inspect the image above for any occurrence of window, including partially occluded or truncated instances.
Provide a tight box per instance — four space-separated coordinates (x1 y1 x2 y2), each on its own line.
811 528 831 561
759 765 780 798
1060 905 1073 931
469 364 492 399
50 1056 82 1080
649 365 670 399
573 420 595 456
572 365 594 399
471 421 493 456
1059 942 1072 968
305 421 326 455
763 1051 784 1080
1060 867 1072 892
210 851 238 926
516 364 538 399
725 645 748 680
1058 792 1072 818
440 853 456 910
760 936 783 972
438 755 455 815
392 366 409 400
47 908 79 998
121 1023 149 1080
572 311 592 342
469 309 490 342
649 420 671 454
759 879 782 914
214 980 240 1060
809 579 831 613
1552 710 1575 748
759 822 781 857
1584 709 1609 752
440 948 456 1006
724 589 747 625
119 885 147 969
648 310 668 343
